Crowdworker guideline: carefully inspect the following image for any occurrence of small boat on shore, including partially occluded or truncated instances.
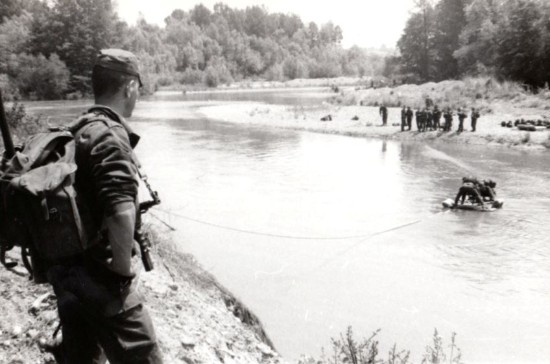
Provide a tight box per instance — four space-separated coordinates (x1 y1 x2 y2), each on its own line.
442 198 504 211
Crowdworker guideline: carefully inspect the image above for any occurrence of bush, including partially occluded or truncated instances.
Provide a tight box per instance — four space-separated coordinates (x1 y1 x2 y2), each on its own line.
308 326 462 364
204 62 233 87
283 57 308 80
9 53 70 100
262 63 282 81
204 66 219 87
180 68 204 85
2 102 43 144
139 73 159 95
156 75 175 87
0 74 20 101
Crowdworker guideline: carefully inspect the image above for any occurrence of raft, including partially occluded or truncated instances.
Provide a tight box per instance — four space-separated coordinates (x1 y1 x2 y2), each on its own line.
442 198 504 211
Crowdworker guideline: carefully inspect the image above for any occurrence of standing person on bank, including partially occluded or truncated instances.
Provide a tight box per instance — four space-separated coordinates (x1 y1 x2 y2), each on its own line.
400 106 407 131
415 108 424 132
47 49 163 363
432 105 442 130
405 106 413 131
443 108 453 131
457 107 468 132
379 104 388 126
471 107 480 132
425 107 433 131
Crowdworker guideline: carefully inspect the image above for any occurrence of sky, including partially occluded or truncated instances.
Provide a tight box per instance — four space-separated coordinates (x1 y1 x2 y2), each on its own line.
115 0 417 49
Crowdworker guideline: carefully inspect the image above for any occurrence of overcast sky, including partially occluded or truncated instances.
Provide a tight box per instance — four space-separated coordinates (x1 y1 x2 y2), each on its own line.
115 0 417 49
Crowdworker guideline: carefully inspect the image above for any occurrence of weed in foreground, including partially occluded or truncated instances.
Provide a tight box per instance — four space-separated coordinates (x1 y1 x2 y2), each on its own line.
304 326 462 364
2 102 43 144
421 330 462 364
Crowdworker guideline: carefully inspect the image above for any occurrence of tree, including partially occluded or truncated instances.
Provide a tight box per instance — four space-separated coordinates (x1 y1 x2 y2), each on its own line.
432 0 467 80
397 1 437 82
319 22 343 45
190 4 212 28
495 0 544 86
243 5 270 37
454 0 500 76
9 53 70 100
29 0 118 92
0 11 33 72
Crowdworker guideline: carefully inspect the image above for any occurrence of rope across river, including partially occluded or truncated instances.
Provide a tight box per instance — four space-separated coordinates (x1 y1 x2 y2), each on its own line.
152 207 424 241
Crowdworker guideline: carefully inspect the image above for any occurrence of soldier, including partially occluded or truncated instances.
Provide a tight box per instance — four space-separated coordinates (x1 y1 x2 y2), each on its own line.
405 106 413 131
425 107 433 131
379 104 388 126
415 108 424 132
443 108 454 131
401 106 407 131
432 105 442 130
455 177 485 207
471 107 480 132
47 49 163 363
480 179 497 201
457 107 468 132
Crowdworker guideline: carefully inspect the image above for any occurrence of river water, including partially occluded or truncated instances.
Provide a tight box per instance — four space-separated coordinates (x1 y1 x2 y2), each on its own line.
26 90 550 363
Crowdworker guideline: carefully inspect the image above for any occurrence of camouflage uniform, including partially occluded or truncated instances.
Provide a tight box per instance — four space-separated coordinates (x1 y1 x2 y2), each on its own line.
47 51 163 364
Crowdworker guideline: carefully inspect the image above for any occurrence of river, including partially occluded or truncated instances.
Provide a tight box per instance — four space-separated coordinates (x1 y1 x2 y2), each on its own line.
26 89 550 363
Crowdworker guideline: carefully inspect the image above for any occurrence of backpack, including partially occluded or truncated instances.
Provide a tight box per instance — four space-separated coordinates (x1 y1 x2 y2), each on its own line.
0 125 95 283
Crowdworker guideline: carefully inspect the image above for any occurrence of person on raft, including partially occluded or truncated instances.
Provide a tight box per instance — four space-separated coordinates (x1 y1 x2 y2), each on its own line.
454 177 485 207
479 179 497 202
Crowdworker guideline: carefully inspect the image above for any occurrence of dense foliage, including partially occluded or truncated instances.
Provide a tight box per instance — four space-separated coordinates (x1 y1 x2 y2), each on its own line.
0 0 388 100
396 0 550 87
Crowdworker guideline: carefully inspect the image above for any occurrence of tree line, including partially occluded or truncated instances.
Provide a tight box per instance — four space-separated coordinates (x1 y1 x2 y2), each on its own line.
0 0 387 100
392 0 550 88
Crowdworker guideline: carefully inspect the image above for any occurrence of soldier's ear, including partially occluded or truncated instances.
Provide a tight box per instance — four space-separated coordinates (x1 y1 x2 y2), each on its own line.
124 79 137 98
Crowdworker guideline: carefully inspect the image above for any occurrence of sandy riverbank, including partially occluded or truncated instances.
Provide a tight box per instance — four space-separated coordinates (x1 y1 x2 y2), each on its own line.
0 220 288 364
196 101 550 150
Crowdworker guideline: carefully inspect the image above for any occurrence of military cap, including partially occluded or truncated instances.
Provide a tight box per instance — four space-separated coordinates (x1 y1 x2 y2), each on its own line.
94 49 142 87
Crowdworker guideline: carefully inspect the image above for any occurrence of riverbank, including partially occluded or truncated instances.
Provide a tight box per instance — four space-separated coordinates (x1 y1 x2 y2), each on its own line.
159 76 368 93
0 220 287 364
196 101 550 150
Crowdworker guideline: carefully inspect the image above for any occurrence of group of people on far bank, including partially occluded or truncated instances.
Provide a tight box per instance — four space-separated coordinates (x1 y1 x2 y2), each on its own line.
378 105 481 133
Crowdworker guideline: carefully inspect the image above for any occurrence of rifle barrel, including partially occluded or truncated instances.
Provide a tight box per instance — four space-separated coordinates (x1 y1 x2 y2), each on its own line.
0 90 15 159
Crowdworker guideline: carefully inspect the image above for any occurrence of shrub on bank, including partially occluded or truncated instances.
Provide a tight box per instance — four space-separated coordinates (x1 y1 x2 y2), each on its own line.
9 53 70 100
2 102 43 145
300 327 462 364
340 76 543 112
0 74 21 101
180 68 204 85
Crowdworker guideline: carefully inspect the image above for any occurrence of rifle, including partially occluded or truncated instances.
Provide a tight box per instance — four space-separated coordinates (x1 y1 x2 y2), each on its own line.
135 172 161 272
0 90 17 269
0 91 15 160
